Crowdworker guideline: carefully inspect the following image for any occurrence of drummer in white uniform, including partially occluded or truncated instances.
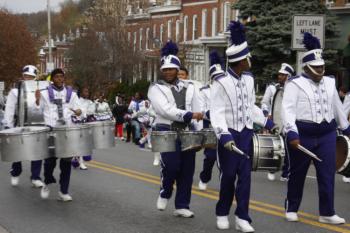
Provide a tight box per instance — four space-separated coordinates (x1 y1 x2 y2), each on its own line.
3 65 45 188
148 41 203 218
35 68 82 202
210 21 276 231
282 32 350 224
261 63 294 181
341 89 350 183
197 50 225 191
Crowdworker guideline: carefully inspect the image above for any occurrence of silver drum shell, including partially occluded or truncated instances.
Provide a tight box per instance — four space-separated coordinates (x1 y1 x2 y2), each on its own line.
86 121 115 149
179 131 203 151
0 126 50 162
252 134 285 172
151 131 177 153
201 129 217 149
51 125 93 158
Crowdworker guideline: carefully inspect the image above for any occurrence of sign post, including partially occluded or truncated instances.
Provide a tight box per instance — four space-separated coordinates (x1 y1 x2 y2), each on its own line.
291 15 325 75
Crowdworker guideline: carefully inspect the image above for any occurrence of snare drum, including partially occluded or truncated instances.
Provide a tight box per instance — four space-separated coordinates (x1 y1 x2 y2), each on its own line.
151 131 177 153
251 134 285 172
201 129 217 149
179 131 203 151
336 135 350 177
0 126 50 162
51 125 93 158
86 121 115 149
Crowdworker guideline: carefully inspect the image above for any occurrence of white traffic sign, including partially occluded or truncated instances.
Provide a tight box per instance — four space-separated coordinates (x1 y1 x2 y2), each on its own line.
292 15 325 50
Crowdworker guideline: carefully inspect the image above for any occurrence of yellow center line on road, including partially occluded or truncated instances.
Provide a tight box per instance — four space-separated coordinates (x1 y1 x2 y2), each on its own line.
87 161 350 233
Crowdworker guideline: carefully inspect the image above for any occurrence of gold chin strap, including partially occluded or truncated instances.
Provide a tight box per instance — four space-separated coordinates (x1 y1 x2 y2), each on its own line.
247 57 252 68
307 64 325 77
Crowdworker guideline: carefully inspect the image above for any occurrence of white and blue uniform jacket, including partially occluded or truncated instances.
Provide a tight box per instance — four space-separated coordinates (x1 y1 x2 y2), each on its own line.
210 68 273 145
282 73 350 141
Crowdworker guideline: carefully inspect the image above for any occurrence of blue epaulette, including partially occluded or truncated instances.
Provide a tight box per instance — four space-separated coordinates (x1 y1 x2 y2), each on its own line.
213 73 226 81
200 85 210 91
242 71 254 78
288 75 300 81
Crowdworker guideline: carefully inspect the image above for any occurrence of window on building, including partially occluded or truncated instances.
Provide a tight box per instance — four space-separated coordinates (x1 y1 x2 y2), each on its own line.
139 28 143 50
167 20 172 40
176 20 180 42
128 32 131 42
153 24 157 48
184 15 188 42
223 2 231 31
212 8 217 36
160 24 164 43
193 15 198 40
202 9 207 37
146 28 150 50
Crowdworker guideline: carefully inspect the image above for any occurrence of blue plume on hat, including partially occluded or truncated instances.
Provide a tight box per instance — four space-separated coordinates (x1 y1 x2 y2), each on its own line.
228 21 246 46
161 41 179 57
303 32 321 51
210 50 223 66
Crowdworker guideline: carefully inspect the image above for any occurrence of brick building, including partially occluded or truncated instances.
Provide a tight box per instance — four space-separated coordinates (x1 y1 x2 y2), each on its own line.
124 0 238 84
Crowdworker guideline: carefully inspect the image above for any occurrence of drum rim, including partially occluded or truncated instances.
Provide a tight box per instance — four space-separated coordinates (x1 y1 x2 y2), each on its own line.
53 125 91 131
85 120 115 126
0 126 50 136
151 131 177 135
336 135 350 172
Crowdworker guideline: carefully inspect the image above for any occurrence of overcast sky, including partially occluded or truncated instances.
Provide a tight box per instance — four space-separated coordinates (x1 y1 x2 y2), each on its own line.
0 0 66 13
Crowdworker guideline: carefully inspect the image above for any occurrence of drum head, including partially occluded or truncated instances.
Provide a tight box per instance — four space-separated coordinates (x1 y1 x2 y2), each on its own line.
0 126 49 135
336 136 349 171
271 88 284 134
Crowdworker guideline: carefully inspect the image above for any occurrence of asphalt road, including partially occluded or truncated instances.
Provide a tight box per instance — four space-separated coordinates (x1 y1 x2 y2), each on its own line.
0 140 349 233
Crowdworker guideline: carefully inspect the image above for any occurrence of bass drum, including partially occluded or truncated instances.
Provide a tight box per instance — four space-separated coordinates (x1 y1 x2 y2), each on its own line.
0 126 50 162
51 125 93 158
251 134 285 172
336 135 350 177
22 80 50 125
86 121 115 149
271 88 284 135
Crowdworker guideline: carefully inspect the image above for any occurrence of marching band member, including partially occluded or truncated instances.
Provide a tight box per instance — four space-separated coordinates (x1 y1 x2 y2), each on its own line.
342 90 350 183
197 51 225 191
95 94 112 121
128 92 145 144
262 63 294 181
147 41 203 218
3 65 44 188
35 68 82 202
210 21 276 232
74 87 96 170
282 33 350 224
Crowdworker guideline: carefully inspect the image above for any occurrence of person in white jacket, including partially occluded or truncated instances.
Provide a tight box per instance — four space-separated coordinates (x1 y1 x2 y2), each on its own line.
3 65 45 188
210 21 275 232
281 33 350 224
147 41 203 218
35 68 82 202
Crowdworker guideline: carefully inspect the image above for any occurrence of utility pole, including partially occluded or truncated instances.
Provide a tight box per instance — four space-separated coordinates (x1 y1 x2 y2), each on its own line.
47 0 53 72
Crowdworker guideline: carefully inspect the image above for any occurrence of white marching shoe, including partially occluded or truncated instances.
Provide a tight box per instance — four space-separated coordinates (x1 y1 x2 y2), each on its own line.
198 180 207 191
156 196 168 210
40 185 50 199
31 179 44 188
235 216 255 232
153 153 160 166
342 176 350 183
319 215 345 225
267 172 276 181
173 209 194 218
58 192 73 202
11 176 19 186
216 216 230 230
285 212 299 222
79 157 88 170
280 176 288 182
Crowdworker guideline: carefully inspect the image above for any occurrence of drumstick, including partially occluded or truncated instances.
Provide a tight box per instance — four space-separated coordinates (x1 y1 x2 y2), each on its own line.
297 145 322 162
231 144 250 159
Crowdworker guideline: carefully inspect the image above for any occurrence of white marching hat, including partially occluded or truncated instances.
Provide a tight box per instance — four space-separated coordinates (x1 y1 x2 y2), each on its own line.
278 63 294 77
302 33 324 67
226 21 251 63
22 65 38 77
160 41 181 70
